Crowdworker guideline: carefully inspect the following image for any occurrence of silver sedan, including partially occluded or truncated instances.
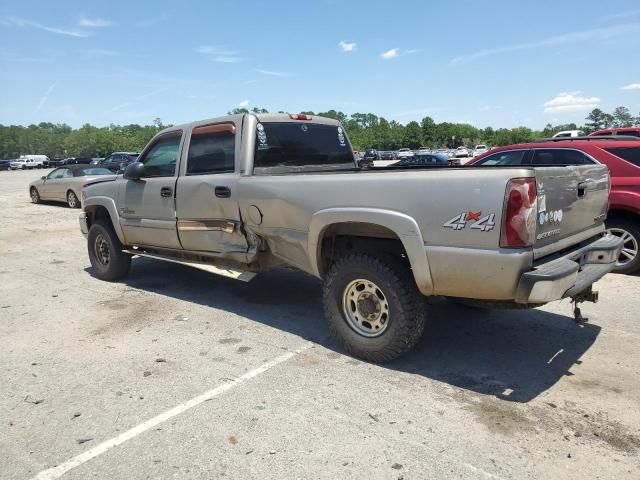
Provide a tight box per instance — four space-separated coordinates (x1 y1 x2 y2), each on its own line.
29 165 117 208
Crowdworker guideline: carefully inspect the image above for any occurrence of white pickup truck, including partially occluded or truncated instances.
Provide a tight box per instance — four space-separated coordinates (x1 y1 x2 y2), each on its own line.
79 113 622 362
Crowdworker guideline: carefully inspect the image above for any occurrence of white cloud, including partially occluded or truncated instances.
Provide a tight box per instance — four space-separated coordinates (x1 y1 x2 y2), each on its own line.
85 49 117 56
380 48 419 60
3 16 89 37
195 46 243 63
451 22 640 65
213 56 242 63
35 83 56 113
380 48 399 59
239 100 249 108
621 83 640 90
602 10 640 22
339 40 356 52
79 17 112 28
543 91 600 113
255 68 294 77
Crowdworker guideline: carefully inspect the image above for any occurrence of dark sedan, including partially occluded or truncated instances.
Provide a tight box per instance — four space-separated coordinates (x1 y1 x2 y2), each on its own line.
0 159 12 170
391 153 450 167
99 152 140 173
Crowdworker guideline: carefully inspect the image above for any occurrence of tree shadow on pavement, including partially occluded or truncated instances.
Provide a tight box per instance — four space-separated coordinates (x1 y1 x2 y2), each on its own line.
107 259 600 404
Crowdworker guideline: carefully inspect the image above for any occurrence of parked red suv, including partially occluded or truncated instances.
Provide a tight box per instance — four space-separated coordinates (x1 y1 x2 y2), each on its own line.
469 137 640 274
589 127 640 137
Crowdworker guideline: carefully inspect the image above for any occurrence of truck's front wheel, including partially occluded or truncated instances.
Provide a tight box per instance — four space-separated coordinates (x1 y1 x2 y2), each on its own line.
87 221 131 281
322 253 426 362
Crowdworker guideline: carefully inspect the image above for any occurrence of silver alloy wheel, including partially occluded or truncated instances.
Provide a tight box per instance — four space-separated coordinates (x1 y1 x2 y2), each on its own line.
342 278 390 337
67 191 77 208
30 188 39 203
607 227 639 268
94 233 110 266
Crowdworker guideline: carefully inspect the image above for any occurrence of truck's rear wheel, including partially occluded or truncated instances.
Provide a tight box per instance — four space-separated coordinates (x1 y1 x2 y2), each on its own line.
322 253 426 362
606 219 640 274
87 220 131 280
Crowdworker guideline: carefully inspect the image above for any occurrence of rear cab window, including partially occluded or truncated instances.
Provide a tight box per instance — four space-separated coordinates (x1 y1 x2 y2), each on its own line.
253 122 354 174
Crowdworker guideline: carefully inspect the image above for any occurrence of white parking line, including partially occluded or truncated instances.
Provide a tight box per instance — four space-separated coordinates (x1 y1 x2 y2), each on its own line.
31 345 311 480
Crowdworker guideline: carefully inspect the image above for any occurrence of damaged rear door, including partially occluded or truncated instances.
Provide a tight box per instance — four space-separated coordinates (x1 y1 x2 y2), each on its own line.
174 122 249 257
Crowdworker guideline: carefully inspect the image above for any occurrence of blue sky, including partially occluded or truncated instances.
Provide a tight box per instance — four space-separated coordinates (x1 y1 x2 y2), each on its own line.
1 0 639 129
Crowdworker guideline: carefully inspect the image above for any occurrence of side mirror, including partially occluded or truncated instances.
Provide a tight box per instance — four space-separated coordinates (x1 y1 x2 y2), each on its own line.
123 162 145 180
41 176 46 180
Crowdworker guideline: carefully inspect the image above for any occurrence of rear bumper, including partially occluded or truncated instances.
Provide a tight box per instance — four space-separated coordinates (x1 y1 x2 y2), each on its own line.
515 234 623 304
79 212 89 238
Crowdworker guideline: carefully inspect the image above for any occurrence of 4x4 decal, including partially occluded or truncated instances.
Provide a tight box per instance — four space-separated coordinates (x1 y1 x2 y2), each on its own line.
443 211 496 232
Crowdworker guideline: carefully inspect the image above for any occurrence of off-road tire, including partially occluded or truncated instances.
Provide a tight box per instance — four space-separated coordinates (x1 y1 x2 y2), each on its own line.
606 218 640 274
87 220 131 281
67 190 80 208
322 253 426 362
30 187 40 204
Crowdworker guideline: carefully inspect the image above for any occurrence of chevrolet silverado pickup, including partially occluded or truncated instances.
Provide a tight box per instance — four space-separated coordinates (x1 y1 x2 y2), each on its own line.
79 113 623 362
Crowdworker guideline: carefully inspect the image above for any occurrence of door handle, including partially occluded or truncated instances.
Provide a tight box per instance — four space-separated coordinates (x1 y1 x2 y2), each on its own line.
160 186 173 198
215 186 231 198
577 182 587 198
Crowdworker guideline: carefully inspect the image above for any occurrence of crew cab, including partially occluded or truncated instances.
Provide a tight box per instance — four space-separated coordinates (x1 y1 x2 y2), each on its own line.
80 113 622 362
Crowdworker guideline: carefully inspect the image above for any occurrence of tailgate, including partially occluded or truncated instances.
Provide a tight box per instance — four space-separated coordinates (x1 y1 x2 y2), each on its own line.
533 165 609 256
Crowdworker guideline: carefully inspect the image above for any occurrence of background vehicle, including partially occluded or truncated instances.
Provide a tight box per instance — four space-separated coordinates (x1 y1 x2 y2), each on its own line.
80 113 620 362
363 148 379 161
18 155 48 168
64 157 93 165
11 158 37 169
552 130 584 138
589 127 640 138
0 159 12 171
470 136 640 273
397 147 414 158
473 144 489 156
379 151 397 160
391 153 450 167
454 146 471 158
415 147 431 155
29 165 116 208
99 152 140 172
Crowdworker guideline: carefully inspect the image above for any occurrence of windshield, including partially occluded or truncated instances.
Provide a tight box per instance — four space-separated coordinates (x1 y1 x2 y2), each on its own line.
76 167 113 176
253 122 354 174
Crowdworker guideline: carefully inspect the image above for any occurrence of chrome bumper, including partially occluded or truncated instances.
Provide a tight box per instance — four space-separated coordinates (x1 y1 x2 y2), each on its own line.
515 234 623 304
79 212 89 238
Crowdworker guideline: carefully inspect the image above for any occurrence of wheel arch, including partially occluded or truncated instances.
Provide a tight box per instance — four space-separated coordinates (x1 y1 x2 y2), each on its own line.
308 208 433 296
83 197 126 244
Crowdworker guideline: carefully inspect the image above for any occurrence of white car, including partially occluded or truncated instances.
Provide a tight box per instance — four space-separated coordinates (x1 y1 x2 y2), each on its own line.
454 146 471 158
415 147 430 155
552 130 584 138
10 158 37 169
473 145 489 157
397 148 414 158
16 155 48 169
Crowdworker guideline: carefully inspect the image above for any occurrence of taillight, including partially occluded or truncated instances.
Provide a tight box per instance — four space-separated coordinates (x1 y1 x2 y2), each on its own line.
500 177 537 248
288 113 312 120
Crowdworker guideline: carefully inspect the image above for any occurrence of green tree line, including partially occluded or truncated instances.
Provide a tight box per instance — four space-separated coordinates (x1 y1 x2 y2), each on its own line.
2 107 638 159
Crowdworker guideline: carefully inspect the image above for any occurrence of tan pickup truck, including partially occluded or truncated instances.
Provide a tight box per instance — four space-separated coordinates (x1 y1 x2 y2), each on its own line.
79 113 622 361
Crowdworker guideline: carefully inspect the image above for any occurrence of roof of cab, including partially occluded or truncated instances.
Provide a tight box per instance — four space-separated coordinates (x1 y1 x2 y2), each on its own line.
157 113 341 136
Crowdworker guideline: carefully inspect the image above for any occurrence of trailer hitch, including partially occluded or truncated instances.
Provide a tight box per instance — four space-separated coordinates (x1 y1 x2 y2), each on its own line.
570 288 599 325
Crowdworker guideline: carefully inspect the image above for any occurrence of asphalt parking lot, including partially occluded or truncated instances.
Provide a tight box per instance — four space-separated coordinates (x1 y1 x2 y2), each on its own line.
1 168 639 480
